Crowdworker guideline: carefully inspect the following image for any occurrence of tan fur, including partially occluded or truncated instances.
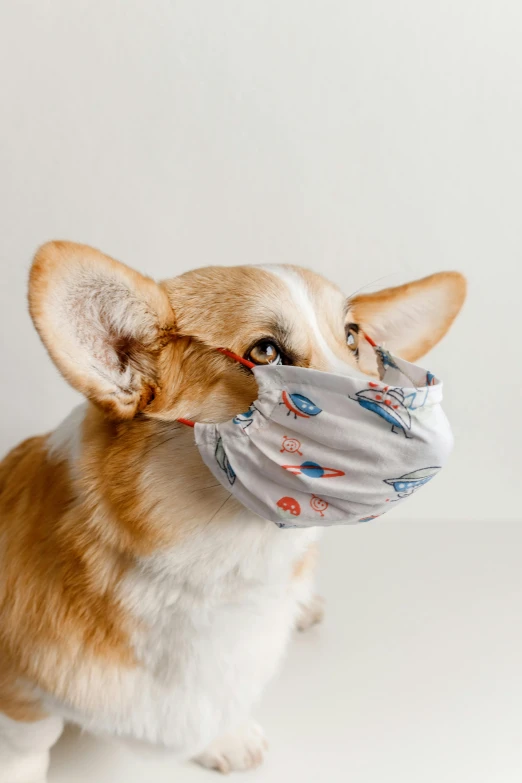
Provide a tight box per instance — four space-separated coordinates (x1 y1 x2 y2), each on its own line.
0 653 48 723
29 241 176 419
293 543 320 581
0 434 136 705
0 241 466 743
349 272 467 361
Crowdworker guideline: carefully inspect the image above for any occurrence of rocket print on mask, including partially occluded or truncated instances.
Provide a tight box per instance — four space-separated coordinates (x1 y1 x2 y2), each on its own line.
384 466 440 498
351 382 412 437
215 437 236 485
280 391 322 419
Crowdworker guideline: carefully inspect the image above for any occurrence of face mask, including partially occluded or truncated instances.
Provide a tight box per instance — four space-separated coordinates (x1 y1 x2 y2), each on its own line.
178 338 453 528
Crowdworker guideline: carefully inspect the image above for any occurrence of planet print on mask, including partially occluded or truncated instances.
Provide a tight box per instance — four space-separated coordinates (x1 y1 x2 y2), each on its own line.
351 383 412 437
280 435 303 455
359 515 380 523
310 494 328 516
384 466 440 498
276 496 301 519
280 391 322 419
282 461 345 479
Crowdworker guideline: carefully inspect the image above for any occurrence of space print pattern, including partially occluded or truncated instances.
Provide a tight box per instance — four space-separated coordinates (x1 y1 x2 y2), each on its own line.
194 350 453 528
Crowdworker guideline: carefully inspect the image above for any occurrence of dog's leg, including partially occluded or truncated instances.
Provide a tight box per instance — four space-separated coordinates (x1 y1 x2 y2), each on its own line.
293 542 325 632
194 720 268 774
0 711 63 783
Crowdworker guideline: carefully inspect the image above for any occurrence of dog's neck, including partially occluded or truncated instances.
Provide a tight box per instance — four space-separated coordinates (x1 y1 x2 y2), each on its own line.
47 402 251 558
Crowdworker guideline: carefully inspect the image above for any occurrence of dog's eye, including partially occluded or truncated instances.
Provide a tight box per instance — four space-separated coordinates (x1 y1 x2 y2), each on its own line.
247 340 283 366
346 324 359 356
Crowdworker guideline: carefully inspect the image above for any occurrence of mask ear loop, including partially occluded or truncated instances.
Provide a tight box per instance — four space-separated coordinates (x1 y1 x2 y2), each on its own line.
215 347 256 369
177 348 255 427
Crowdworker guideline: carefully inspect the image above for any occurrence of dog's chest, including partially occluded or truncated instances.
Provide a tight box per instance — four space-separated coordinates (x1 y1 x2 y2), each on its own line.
59 517 319 751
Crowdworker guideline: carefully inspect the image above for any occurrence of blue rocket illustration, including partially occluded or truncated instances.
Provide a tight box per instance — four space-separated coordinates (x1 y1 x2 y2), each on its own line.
280 391 322 419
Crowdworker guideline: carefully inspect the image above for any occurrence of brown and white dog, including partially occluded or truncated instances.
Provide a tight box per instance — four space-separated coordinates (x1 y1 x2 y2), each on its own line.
0 242 466 781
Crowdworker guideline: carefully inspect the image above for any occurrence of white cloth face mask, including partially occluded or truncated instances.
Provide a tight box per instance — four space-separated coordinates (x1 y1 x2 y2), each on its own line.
180 341 454 528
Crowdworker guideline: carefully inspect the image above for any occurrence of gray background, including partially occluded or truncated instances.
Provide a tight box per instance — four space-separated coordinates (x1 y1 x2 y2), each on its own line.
0 2 520 781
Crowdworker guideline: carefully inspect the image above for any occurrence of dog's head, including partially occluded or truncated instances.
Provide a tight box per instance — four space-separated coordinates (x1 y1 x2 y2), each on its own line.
29 241 466 425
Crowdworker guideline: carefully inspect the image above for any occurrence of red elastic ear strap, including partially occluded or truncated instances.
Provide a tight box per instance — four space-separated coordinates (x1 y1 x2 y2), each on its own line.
177 417 195 428
215 347 256 369
177 347 255 427
364 333 377 347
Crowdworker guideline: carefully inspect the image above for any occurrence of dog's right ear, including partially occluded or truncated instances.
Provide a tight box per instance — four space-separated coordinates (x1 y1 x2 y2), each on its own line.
29 241 176 419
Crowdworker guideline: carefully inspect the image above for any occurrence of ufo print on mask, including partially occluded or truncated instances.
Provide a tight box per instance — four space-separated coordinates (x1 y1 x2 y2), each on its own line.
384 466 440 498
282 461 345 479
351 383 412 437
359 515 380 523
215 436 236 485
280 391 322 419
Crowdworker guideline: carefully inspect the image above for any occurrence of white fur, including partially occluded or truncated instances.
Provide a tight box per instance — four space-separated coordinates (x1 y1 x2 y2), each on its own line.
5 266 330 779
39 498 319 756
0 713 63 783
32 408 321 766
262 265 367 377
195 720 268 773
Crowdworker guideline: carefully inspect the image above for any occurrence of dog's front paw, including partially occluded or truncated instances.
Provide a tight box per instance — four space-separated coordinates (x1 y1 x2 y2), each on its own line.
195 721 268 774
296 594 325 631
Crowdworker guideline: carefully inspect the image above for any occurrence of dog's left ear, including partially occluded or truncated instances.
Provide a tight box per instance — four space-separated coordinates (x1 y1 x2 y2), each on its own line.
29 241 176 419
348 271 467 361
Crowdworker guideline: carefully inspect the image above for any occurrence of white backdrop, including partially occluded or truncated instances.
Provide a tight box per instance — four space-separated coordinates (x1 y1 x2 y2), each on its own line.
0 1 519 521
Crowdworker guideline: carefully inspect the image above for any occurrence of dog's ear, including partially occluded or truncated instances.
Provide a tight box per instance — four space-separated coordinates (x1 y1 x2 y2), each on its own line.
29 241 176 419
348 272 466 361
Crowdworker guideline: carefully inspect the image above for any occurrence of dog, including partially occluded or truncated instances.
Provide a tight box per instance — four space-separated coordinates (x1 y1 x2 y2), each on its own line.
0 241 466 781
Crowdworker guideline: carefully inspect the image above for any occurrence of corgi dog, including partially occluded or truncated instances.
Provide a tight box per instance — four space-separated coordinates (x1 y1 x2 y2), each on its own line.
0 242 466 781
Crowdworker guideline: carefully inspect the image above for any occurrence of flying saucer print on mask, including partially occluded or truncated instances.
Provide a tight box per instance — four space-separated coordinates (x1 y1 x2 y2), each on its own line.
282 461 345 479
351 382 412 437
384 466 440 498
280 391 322 419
